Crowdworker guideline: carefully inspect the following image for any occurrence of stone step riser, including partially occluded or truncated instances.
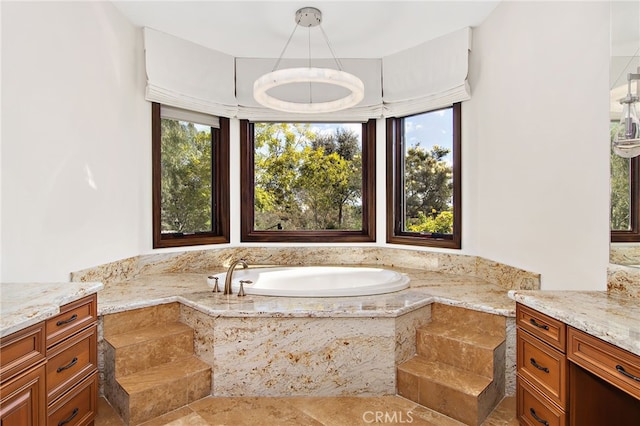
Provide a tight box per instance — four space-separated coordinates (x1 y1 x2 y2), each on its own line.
397 304 507 425
125 366 211 425
102 303 181 338
102 312 212 425
109 328 194 378
398 360 503 426
417 330 505 379
429 304 506 339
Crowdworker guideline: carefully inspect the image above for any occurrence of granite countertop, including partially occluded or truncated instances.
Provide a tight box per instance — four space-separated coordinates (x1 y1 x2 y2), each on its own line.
0 281 104 338
96 266 517 318
509 290 640 357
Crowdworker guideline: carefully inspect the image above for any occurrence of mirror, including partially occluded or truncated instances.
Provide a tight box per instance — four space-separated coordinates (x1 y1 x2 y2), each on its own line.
610 1 640 268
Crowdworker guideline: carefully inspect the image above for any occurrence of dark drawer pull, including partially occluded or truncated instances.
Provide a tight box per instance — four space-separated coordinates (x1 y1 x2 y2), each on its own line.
616 364 640 382
58 407 79 426
56 357 78 373
529 408 550 426
529 318 549 330
530 357 549 373
56 314 78 326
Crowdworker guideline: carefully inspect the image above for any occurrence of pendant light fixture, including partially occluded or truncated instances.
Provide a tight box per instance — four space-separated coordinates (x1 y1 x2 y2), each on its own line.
613 67 640 158
253 7 364 114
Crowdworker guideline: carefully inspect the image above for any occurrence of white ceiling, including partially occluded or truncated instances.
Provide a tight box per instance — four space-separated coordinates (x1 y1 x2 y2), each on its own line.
112 1 500 59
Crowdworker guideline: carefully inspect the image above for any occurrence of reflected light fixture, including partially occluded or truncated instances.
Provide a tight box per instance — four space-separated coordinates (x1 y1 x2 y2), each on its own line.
253 7 364 114
613 67 640 158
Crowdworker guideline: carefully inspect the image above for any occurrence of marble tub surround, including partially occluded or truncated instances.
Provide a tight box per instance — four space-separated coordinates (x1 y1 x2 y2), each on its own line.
0 281 103 337
97 267 522 400
71 246 540 291
610 244 640 265
607 262 640 297
91 249 537 404
509 290 640 357
185 309 405 397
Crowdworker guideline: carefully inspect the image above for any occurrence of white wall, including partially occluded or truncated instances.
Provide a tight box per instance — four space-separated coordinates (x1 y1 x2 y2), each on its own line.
1 2 613 289
463 1 611 290
1 2 149 282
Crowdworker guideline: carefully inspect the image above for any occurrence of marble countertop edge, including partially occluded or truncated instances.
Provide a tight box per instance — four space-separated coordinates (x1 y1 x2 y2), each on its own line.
0 304 59 338
1 282 103 338
175 294 438 319
509 290 640 357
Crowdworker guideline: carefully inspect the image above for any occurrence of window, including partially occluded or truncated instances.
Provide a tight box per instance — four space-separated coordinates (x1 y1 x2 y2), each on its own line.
611 122 640 242
240 120 376 242
152 103 229 248
386 104 461 249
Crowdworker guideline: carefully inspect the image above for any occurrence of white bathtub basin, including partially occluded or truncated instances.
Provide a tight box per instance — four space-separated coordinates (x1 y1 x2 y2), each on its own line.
209 266 410 297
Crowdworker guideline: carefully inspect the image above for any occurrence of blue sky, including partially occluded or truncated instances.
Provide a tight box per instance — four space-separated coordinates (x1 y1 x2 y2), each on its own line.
309 109 453 163
404 108 453 163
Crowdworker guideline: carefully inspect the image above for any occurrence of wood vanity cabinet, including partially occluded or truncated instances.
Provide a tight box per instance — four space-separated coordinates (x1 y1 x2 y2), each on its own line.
0 323 47 426
516 302 640 426
45 294 98 426
0 294 98 426
567 327 640 425
516 304 568 426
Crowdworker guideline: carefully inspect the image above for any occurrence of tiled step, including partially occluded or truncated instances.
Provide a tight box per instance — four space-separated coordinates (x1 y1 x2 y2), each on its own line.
102 305 213 425
429 303 506 338
417 321 506 379
102 303 181 338
112 356 211 425
397 357 502 426
104 322 194 377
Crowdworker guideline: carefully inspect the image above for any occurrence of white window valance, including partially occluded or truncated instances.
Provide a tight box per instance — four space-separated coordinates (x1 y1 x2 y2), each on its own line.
143 27 238 117
382 27 472 117
160 105 220 128
235 58 383 122
143 26 472 121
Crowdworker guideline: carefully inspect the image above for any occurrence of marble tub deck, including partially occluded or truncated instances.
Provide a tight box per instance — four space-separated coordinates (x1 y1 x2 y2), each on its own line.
97 267 517 317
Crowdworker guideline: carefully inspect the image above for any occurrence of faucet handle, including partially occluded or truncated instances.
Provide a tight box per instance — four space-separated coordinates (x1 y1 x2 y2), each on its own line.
208 276 221 293
238 280 252 297
212 276 220 293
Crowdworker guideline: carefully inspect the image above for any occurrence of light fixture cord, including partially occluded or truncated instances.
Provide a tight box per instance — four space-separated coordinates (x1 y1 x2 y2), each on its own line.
319 23 344 71
611 47 640 90
308 26 313 103
272 21 301 72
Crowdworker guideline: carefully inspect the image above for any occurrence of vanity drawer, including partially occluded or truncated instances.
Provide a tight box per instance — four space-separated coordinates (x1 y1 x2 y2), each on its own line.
517 375 566 426
517 329 567 407
568 326 640 400
516 304 566 352
45 325 97 403
47 371 97 426
0 322 46 383
45 295 97 350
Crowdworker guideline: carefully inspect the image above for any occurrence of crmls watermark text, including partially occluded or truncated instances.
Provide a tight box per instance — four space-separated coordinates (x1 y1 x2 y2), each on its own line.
362 410 414 423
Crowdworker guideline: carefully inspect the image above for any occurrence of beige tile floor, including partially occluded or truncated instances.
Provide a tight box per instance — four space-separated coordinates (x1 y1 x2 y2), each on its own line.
96 395 518 426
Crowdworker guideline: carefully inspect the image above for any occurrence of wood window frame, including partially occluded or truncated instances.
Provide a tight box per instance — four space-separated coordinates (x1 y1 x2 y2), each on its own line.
240 119 376 243
151 102 230 248
611 155 640 242
386 103 462 249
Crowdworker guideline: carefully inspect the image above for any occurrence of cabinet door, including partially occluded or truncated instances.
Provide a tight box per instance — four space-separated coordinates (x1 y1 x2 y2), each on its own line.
0 364 46 426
